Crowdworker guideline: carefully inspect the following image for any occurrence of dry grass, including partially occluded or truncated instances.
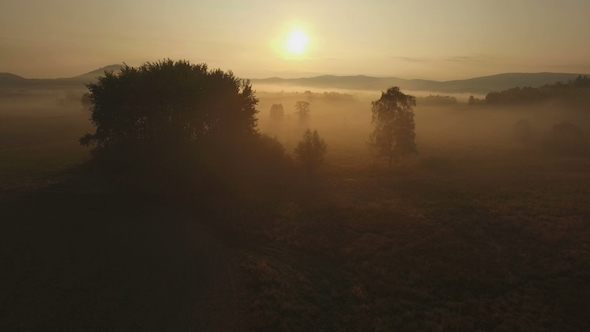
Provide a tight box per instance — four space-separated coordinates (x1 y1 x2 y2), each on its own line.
241 137 590 331
0 113 93 193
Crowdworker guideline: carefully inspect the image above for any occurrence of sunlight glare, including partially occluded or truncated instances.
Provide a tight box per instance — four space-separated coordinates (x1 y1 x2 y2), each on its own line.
286 30 309 54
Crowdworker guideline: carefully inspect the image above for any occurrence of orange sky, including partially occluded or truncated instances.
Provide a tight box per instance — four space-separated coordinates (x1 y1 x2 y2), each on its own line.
1 0 589 80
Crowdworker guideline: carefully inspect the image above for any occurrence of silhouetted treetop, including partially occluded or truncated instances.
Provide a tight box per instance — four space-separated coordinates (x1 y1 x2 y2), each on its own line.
270 103 285 120
369 87 417 166
295 101 311 124
80 59 258 162
295 101 310 115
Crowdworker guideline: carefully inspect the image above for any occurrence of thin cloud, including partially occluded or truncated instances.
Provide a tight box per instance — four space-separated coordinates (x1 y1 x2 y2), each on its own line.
445 54 494 63
393 56 432 63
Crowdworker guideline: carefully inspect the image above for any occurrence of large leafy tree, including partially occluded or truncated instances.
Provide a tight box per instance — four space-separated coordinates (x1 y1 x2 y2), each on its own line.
368 87 417 166
80 59 258 169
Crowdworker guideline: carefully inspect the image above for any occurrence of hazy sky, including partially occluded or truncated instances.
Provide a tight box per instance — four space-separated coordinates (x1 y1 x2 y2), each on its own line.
1 0 589 80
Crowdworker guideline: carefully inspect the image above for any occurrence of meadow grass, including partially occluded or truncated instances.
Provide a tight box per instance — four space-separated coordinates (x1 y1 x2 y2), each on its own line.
240 138 590 331
0 113 93 192
2 107 589 331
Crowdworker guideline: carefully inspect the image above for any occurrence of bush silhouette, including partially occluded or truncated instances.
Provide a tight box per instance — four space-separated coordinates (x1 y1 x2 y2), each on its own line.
270 103 285 121
80 59 292 198
81 60 257 164
294 129 327 177
543 122 588 156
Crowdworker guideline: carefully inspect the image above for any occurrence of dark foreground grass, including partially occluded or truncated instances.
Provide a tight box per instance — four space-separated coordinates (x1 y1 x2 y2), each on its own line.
240 144 590 331
0 168 251 331
0 114 249 331
0 114 93 192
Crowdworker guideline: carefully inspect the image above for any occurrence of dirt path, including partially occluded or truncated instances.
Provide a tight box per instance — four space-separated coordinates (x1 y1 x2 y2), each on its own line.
0 180 248 331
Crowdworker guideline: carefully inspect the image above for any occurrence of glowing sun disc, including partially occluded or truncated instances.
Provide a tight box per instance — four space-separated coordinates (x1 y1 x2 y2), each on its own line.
286 30 309 54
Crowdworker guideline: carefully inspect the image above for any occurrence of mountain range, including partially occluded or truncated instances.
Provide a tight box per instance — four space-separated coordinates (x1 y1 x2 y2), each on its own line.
0 65 586 95
0 65 124 88
251 72 587 94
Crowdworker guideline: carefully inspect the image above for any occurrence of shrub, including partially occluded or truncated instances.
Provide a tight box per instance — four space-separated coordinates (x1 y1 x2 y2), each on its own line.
294 129 327 177
80 59 293 199
542 122 589 156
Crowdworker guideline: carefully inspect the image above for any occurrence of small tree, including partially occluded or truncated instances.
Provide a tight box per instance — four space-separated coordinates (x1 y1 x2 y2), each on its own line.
294 129 327 176
270 103 284 121
368 87 417 166
295 101 310 124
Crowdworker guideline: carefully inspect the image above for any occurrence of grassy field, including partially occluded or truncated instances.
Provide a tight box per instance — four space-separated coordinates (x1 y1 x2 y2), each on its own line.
0 113 92 193
0 112 248 331
238 132 590 331
1 103 589 331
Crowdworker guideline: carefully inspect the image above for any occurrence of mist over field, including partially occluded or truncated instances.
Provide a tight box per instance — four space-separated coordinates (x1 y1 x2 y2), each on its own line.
2 71 589 176
3 0 590 328
2 69 589 181
2 64 590 331
250 85 590 159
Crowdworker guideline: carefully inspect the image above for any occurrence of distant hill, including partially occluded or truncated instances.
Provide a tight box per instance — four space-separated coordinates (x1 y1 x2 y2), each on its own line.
0 66 586 95
73 64 124 82
0 65 124 88
0 73 28 85
252 72 588 94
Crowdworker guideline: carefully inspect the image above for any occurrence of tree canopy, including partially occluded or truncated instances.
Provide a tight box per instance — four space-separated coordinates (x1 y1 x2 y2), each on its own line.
80 59 258 169
369 87 417 166
76 59 300 199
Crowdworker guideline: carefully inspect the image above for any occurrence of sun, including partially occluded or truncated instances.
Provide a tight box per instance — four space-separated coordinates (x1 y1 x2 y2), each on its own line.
286 30 309 54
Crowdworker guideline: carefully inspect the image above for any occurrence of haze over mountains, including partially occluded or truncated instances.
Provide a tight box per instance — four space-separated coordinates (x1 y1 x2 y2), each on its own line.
251 73 587 94
0 65 586 95
0 65 124 87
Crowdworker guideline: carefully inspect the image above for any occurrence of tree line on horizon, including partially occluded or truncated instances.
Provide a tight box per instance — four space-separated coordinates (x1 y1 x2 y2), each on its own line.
483 75 590 107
